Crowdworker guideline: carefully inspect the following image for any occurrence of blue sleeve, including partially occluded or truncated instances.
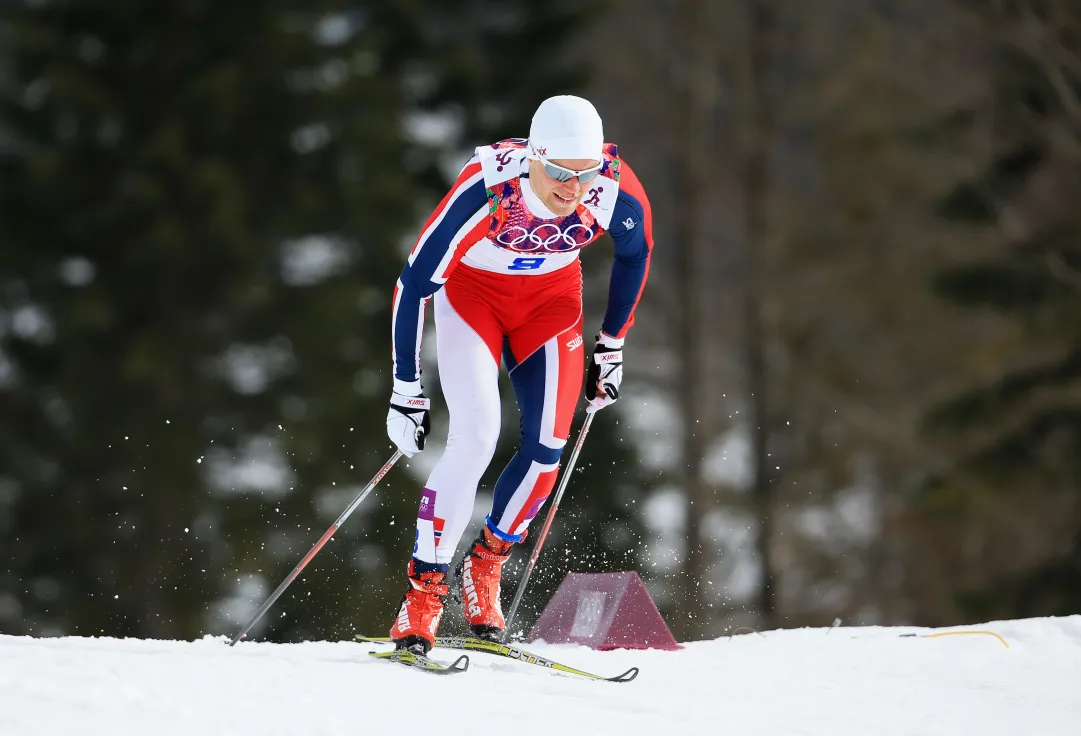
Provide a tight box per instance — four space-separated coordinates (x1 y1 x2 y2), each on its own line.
601 187 653 339
392 170 487 383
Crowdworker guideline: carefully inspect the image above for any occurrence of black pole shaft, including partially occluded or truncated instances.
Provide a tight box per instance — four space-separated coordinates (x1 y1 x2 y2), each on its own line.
229 450 403 645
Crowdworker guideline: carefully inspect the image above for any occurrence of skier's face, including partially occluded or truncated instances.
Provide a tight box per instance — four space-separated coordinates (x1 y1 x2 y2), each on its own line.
528 157 600 216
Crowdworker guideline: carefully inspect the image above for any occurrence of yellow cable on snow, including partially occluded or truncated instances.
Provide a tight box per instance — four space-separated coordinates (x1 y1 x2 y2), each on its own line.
924 630 1010 649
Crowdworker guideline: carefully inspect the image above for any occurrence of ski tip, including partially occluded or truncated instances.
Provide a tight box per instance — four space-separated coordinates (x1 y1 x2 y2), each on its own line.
368 648 470 675
607 666 639 683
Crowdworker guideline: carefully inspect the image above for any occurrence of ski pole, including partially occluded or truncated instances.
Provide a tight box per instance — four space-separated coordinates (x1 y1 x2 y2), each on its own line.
229 450 403 646
502 410 595 642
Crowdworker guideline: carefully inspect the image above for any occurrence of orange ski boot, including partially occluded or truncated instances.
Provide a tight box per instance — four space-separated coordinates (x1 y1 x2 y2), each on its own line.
389 560 449 654
457 526 521 640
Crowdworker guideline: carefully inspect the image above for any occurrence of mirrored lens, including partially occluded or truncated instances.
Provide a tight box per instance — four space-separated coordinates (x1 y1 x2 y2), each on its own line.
578 168 601 184
543 161 601 184
543 162 575 182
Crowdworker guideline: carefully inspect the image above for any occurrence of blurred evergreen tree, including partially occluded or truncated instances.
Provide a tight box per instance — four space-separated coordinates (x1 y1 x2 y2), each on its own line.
0 0 646 642
923 1 1081 620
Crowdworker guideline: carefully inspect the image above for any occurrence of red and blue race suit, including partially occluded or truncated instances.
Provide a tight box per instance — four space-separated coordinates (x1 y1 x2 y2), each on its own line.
391 139 654 571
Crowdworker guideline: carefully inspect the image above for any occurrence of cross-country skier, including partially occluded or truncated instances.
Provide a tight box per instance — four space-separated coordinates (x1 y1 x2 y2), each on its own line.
385 95 654 654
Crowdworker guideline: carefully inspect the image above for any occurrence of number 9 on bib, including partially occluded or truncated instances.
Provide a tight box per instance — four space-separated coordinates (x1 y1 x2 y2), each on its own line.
509 257 545 271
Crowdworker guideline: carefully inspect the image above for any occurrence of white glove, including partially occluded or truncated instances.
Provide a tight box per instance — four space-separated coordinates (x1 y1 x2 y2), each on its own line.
585 333 623 414
386 380 431 457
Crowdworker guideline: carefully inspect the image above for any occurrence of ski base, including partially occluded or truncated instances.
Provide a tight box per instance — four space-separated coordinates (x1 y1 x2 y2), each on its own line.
368 648 469 675
358 635 637 683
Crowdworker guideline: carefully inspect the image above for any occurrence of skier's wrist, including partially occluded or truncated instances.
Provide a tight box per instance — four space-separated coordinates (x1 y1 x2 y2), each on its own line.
596 331 624 349
394 377 424 397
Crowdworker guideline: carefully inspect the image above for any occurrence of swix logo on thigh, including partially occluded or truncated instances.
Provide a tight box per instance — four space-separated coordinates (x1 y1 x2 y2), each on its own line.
461 558 482 618
566 334 583 351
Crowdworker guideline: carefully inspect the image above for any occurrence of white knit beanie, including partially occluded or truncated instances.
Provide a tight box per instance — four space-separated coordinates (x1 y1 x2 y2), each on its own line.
528 95 604 161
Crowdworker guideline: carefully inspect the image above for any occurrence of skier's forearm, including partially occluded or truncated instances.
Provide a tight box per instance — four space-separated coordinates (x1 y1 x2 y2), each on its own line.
601 252 650 338
391 273 435 383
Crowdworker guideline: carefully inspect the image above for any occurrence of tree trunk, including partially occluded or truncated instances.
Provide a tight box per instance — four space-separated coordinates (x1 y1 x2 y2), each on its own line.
672 0 719 638
741 0 777 628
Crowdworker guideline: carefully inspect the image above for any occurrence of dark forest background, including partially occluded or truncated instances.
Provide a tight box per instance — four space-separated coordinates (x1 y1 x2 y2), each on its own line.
1 0 1078 643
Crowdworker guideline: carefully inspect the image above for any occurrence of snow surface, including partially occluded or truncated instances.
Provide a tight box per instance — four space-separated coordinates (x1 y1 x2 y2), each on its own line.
2 616 1079 736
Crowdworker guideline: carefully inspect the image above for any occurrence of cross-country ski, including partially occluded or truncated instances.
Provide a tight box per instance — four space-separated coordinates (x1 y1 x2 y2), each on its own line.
357 635 639 682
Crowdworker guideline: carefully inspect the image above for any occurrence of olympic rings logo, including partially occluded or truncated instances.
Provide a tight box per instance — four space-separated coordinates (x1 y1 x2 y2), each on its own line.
494 223 596 252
